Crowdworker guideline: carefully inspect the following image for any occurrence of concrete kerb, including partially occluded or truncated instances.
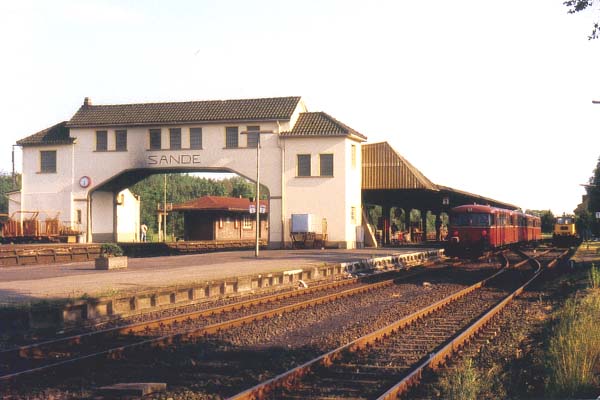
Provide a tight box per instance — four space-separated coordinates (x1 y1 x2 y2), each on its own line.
340 249 443 273
6 249 444 331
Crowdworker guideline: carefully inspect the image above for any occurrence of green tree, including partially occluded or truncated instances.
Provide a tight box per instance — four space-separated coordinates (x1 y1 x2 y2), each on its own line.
564 0 599 39
526 209 555 233
129 173 259 239
584 156 600 236
0 171 20 214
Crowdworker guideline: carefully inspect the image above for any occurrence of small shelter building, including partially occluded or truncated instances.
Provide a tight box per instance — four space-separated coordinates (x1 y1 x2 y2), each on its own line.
172 196 268 241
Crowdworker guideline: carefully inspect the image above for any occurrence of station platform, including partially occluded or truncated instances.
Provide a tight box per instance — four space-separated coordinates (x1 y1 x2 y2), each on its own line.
0 247 443 329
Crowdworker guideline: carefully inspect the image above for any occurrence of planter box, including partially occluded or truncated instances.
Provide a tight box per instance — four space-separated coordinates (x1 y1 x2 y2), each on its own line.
95 256 128 270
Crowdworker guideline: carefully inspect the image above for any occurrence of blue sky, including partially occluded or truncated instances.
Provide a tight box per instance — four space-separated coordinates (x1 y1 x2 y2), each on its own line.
1 0 599 215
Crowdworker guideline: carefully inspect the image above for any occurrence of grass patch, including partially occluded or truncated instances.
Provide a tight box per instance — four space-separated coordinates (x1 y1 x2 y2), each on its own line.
437 358 488 400
545 288 600 398
589 263 600 289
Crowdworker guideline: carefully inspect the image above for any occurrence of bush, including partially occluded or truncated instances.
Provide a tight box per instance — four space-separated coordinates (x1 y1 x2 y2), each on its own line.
589 263 600 289
545 293 600 397
100 243 123 258
437 358 486 400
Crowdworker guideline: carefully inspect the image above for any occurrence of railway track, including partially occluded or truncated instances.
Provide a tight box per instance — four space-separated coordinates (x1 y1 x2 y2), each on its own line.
229 248 569 400
0 267 430 382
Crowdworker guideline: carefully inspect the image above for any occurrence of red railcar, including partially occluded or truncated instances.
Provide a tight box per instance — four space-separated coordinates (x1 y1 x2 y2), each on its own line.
445 204 541 258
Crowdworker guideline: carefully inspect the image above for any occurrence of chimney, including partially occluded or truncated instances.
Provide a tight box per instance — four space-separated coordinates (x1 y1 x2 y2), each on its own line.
83 97 92 106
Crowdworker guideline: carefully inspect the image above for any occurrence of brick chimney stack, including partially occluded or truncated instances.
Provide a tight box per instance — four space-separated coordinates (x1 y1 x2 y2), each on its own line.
83 97 92 106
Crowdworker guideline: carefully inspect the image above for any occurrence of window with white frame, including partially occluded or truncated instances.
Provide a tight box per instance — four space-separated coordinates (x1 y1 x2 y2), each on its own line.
190 127 202 149
169 128 182 150
297 154 311 177
247 125 260 148
115 130 127 151
226 127 238 148
96 130 107 151
40 150 57 173
149 129 161 150
320 153 334 176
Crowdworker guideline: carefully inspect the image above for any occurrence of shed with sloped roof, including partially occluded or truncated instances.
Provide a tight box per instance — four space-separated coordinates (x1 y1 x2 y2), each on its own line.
362 142 518 245
172 196 268 241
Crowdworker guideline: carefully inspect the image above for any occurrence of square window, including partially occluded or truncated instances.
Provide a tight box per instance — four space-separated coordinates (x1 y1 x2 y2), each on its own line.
297 154 311 177
149 129 161 150
320 154 334 176
115 130 127 151
247 126 260 148
96 130 107 151
190 128 202 149
40 150 57 173
226 127 238 148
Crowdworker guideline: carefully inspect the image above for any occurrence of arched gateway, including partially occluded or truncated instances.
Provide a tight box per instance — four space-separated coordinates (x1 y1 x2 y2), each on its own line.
12 96 367 248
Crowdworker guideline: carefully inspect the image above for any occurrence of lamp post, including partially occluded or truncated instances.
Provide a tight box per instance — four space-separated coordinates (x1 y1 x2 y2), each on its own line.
255 141 260 257
241 129 273 257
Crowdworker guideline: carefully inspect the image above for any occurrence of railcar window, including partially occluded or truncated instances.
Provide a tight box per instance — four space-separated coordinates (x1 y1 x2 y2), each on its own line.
451 213 491 226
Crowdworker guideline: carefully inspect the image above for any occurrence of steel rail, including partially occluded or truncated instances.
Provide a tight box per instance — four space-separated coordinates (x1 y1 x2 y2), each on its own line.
3 275 362 360
0 268 427 381
377 248 568 399
227 253 511 400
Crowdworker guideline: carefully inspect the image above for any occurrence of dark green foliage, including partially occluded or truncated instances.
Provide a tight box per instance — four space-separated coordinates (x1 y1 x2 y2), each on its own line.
526 209 555 233
575 156 600 238
100 243 123 257
587 156 600 236
0 171 20 214
564 0 599 39
129 174 259 238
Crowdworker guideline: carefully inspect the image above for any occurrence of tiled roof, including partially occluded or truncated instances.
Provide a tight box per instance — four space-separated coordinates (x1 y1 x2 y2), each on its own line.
16 121 74 146
172 196 269 213
281 112 367 141
66 96 302 127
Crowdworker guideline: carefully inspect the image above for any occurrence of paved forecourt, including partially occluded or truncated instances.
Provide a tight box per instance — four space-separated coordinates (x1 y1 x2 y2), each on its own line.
0 247 441 305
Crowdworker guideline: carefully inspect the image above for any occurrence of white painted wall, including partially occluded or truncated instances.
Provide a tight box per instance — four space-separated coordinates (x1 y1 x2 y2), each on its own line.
69 120 286 245
116 189 140 242
15 100 363 247
7 191 21 217
282 136 363 248
91 191 113 242
20 145 74 225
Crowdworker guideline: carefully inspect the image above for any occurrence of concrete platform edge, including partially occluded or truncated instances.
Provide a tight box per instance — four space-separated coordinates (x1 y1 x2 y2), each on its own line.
3 249 443 331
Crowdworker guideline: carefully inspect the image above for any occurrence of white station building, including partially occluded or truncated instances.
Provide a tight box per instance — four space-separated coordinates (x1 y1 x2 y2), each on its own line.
11 96 367 248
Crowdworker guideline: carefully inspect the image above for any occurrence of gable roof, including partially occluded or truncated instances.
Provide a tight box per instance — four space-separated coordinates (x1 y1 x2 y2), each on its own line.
172 196 269 213
16 121 74 147
362 141 438 190
66 96 302 127
281 112 367 141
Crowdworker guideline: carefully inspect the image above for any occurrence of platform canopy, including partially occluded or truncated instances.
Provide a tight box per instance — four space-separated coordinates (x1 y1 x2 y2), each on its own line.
362 142 518 213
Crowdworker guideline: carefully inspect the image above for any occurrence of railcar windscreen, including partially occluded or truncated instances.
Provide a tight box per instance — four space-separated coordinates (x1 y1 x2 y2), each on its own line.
556 217 574 225
451 213 491 227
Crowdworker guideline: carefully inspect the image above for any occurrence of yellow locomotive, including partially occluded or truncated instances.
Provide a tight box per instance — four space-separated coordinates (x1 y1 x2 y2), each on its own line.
552 216 580 247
